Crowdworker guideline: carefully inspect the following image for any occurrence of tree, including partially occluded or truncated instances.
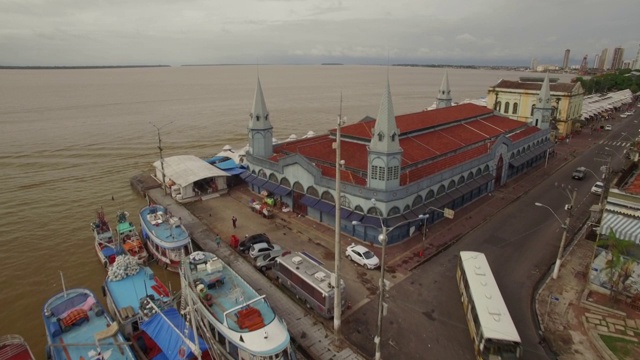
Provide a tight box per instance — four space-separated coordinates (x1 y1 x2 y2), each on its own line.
597 229 634 303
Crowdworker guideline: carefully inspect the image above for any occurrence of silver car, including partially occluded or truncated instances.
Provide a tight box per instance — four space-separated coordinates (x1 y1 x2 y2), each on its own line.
254 249 287 272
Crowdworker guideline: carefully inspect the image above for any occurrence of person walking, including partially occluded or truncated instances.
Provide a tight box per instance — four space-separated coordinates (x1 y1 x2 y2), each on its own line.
215 234 222 248
232 216 237 229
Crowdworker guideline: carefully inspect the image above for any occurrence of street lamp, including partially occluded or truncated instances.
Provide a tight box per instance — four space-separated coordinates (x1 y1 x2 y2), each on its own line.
535 189 577 279
352 204 453 360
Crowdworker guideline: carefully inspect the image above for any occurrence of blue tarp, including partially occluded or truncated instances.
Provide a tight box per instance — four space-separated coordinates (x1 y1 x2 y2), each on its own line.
141 308 208 360
222 167 247 176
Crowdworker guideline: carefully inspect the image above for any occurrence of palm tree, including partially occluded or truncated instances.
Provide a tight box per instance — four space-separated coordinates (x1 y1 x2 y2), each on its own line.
597 229 634 303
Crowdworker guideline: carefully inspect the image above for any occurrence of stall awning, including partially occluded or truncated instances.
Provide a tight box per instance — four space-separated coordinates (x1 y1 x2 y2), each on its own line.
300 195 320 207
272 186 292 196
311 200 335 213
599 212 640 244
251 177 268 187
346 212 364 223
359 215 382 228
329 207 354 219
474 173 495 186
244 173 257 183
426 193 454 210
223 167 247 176
386 214 411 227
240 172 251 179
261 181 280 193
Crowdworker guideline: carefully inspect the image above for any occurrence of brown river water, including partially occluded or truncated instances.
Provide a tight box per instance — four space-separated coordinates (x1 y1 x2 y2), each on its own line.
0 65 576 356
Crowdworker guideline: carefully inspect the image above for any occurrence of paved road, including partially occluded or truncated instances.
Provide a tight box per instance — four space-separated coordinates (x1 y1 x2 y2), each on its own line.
342 116 636 359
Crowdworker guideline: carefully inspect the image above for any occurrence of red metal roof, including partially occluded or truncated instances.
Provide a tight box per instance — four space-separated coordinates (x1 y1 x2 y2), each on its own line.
271 103 541 186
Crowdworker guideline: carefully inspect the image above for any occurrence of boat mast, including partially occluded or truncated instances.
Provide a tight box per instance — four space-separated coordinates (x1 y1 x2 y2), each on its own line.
150 121 173 195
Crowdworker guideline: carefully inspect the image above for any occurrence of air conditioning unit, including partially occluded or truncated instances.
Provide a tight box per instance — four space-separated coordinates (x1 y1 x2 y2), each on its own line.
291 256 303 265
314 272 327 282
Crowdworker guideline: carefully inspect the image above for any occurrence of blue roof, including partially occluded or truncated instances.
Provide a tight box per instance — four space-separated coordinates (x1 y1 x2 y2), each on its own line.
105 267 171 314
141 308 208 359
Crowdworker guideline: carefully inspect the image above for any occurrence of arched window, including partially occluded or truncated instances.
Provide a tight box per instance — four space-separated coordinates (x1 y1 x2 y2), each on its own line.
340 195 351 208
306 186 319 198
258 169 267 178
483 165 490 174
512 102 519 114
354 205 364 213
388 207 401 217
412 195 423 208
475 168 482 177
510 152 515 159
321 191 335 203
467 171 474 180
516 149 521 157
457 176 465 186
504 102 510 114
292 182 304 193
531 104 536 116
447 180 456 191
403 204 411 213
526 144 531 151
436 185 446 196
367 207 383 217
495 101 502 112
280 178 291 188
425 190 435 201
268 173 278 183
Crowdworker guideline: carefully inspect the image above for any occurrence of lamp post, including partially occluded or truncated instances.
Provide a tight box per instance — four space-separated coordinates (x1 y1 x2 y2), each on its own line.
353 204 453 360
333 97 346 336
535 188 577 279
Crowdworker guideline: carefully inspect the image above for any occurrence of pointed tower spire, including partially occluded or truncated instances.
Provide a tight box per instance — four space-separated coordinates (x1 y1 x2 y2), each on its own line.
248 77 273 158
368 79 403 190
531 73 553 130
436 71 452 108
370 80 401 153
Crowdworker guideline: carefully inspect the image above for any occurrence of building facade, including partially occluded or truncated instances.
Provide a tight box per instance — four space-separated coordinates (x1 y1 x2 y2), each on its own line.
486 75 584 139
243 73 553 245
599 48 609 70
611 47 625 70
563 49 571 70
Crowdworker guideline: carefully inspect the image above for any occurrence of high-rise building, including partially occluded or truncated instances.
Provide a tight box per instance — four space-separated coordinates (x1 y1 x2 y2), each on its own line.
593 54 600 69
633 44 640 70
531 58 538 71
598 48 609 70
611 47 625 70
563 49 570 70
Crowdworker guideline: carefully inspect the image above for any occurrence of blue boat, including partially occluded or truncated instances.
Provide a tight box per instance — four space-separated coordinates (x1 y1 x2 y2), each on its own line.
43 287 136 360
91 208 119 269
103 259 173 338
139 204 193 272
180 251 296 359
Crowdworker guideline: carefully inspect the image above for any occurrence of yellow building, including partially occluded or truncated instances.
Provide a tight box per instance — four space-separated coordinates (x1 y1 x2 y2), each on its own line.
487 77 584 139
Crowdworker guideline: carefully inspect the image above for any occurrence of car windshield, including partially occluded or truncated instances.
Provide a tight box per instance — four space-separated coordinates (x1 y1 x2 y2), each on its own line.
363 250 375 259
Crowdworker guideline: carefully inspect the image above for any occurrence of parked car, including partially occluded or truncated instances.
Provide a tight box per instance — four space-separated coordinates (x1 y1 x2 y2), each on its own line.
591 182 604 195
620 113 629 118
572 167 586 180
254 249 287 272
345 244 380 269
604 124 612 130
249 243 282 259
238 233 271 254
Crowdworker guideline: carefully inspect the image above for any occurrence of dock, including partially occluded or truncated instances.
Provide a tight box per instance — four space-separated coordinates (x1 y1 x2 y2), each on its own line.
140 182 366 360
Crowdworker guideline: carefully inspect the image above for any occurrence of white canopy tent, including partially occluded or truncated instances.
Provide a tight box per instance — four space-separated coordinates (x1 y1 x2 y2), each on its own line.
153 155 229 201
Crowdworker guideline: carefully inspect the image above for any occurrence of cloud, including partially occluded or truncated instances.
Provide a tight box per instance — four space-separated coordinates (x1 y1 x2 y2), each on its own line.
0 0 639 66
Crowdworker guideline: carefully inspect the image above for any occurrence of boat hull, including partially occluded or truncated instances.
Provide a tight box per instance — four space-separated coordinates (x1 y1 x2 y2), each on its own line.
139 205 192 272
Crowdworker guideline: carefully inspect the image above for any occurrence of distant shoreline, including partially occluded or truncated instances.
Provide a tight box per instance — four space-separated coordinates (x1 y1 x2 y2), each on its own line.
0 65 170 70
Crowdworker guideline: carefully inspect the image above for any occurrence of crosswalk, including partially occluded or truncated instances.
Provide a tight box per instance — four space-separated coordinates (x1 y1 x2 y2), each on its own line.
598 140 632 148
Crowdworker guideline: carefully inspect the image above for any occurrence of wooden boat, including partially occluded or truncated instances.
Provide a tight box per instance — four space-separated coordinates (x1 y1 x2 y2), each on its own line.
91 208 117 268
139 204 192 272
43 287 136 360
0 334 36 360
115 210 149 265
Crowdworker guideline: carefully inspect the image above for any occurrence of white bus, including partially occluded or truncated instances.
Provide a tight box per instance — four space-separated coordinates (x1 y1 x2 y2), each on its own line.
273 251 346 318
457 251 522 359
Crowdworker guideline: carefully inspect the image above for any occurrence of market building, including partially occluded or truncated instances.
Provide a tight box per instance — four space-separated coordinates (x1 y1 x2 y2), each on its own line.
486 75 584 140
243 74 554 245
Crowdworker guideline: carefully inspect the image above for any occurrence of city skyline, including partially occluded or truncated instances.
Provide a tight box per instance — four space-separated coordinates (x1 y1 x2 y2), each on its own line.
0 0 638 67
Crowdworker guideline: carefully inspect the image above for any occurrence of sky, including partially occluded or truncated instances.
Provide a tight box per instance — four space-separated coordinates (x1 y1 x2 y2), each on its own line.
1 0 639 67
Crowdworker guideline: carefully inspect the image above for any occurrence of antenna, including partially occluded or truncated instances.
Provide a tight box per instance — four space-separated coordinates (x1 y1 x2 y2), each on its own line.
59 271 67 297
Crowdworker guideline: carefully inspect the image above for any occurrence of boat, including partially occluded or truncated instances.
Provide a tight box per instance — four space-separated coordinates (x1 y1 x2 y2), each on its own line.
180 251 296 359
102 256 212 359
91 208 118 268
115 210 149 265
102 255 173 338
42 287 136 360
139 204 193 272
0 334 36 360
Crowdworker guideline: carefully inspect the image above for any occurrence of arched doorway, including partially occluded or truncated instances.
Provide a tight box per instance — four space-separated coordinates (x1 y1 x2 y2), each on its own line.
495 156 504 187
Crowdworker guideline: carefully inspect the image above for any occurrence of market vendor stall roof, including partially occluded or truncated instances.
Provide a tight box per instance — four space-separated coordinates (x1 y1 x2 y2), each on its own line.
153 155 228 187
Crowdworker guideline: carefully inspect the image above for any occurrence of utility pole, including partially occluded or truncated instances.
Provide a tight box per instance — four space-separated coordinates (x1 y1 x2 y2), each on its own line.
333 95 346 336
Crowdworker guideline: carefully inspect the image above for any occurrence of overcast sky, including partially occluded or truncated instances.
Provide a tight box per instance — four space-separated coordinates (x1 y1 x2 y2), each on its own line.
1 0 638 67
